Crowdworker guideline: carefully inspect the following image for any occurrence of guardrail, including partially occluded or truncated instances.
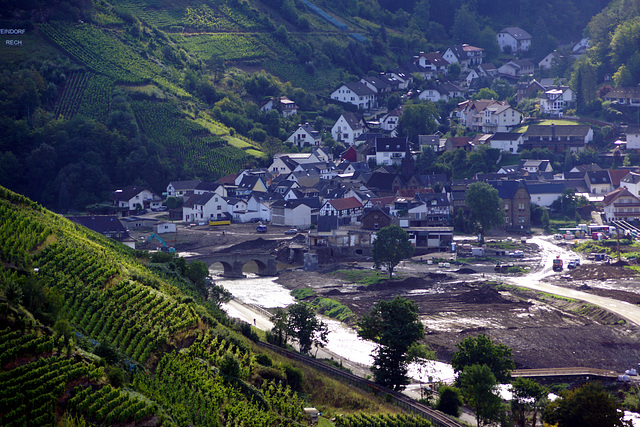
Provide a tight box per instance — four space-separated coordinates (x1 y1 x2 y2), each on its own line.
512 367 619 379
257 341 463 427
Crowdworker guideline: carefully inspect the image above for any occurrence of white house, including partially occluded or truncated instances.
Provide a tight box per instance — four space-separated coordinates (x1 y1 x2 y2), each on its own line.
331 112 366 146
166 180 201 198
490 132 523 153
603 87 640 107
260 96 298 117
182 193 228 223
112 186 162 213
620 172 640 197
627 125 640 150
481 104 522 133
519 159 554 174
585 170 613 194
526 182 566 208
497 27 532 53
603 187 640 222
287 123 322 148
413 52 449 79
155 222 177 234
330 82 377 110
538 51 563 70
443 44 484 71
419 82 465 102
539 86 575 116
497 59 534 77
375 137 409 166
271 199 312 227
380 107 402 132
319 197 363 224
194 181 227 197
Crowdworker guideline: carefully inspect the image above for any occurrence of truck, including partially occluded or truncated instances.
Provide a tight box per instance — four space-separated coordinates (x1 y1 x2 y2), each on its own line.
552 257 563 271
256 224 268 233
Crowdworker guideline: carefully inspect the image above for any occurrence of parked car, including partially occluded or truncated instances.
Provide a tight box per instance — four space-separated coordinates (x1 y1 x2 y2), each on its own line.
284 228 298 235
567 260 577 269
256 224 268 233
509 250 524 258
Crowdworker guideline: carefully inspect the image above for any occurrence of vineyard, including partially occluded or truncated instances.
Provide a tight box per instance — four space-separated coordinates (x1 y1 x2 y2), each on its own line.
77 75 114 122
176 33 268 61
131 100 257 179
53 70 90 119
0 325 156 426
334 413 433 427
39 21 188 97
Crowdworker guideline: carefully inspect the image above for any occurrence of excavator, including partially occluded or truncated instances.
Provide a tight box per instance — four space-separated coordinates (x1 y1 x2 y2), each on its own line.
147 233 175 253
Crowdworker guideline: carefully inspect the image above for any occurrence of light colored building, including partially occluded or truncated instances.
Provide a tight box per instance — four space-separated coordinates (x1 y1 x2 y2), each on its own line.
497 27 532 53
331 112 366 146
287 123 322 148
490 132 523 153
539 86 575 117
330 82 377 110
603 187 640 222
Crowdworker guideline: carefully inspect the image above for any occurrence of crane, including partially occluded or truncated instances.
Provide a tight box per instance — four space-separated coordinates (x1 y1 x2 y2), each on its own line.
147 233 175 253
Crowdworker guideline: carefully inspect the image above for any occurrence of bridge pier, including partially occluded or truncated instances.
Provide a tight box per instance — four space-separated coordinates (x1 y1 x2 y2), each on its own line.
195 252 278 279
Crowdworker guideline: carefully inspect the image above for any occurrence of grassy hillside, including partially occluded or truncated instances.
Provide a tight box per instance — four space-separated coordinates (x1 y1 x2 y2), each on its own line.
0 185 410 425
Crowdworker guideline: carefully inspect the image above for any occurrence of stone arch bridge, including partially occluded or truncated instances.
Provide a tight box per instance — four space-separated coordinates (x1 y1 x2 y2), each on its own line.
194 252 277 278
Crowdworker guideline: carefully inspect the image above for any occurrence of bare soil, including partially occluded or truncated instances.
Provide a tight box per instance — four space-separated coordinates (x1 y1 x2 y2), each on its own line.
134 222 640 373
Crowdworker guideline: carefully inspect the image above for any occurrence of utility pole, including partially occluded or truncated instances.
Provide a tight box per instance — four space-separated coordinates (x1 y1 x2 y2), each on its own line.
617 223 621 263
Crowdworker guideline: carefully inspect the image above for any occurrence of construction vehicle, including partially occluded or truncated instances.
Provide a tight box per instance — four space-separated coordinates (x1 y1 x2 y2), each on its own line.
147 233 175 253
552 257 563 271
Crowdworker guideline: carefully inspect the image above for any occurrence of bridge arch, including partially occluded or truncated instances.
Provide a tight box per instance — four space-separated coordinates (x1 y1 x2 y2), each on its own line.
196 253 277 278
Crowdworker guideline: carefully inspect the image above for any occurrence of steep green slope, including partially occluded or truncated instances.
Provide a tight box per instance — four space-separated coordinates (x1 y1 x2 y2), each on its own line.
0 186 412 425
0 186 309 425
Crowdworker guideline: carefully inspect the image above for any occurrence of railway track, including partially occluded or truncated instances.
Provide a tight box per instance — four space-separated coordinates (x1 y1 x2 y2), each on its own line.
257 341 463 427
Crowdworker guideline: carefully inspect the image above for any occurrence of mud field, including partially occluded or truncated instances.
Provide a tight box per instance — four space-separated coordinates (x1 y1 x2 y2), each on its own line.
276 259 640 373
135 223 640 372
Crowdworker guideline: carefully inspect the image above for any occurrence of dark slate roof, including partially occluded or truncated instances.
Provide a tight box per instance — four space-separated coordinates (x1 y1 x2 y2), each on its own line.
491 132 522 141
169 180 201 190
184 193 215 207
525 182 566 194
375 137 409 152
500 27 532 40
367 172 399 191
488 180 528 199
112 185 149 201
343 81 376 96
196 181 223 193
238 175 262 189
627 125 640 135
68 215 127 234
586 170 611 185
525 125 591 138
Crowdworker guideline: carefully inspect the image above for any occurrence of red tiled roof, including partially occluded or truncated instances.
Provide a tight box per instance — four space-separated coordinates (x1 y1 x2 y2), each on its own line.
609 169 631 187
330 197 362 211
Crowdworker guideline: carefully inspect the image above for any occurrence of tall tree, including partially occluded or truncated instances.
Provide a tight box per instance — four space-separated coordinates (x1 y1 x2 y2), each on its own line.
465 182 504 243
286 302 329 355
452 4 481 44
357 296 424 390
372 225 415 278
459 364 503 427
397 101 438 143
511 377 548 427
543 382 626 427
451 334 515 383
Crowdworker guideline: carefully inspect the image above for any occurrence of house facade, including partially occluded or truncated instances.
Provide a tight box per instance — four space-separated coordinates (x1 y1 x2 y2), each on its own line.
375 137 409 166
331 112 366 146
626 125 640 150
603 187 640 223
539 86 575 116
271 200 312 227
489 180 531 231
521 124 593 153
320 197 363 224
166 180 201 198
497 27 532 53
443 44 484 71
112 186 162 215
482 104 522 133
603 87 640 107
330 82 377 110
182 193 228 223
490 132 523 153
287 123 322 148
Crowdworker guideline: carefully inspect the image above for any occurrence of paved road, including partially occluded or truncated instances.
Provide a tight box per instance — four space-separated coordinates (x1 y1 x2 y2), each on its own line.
504 236 640 327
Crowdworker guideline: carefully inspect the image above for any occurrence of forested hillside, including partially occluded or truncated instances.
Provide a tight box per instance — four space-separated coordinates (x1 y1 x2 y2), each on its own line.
0 0 626 212
0 185 408 425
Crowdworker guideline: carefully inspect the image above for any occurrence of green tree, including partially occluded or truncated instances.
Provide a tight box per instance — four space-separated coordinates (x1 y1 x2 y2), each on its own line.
357 296 424 390
436 385 463 417
472 88 499 101
286 302 329 355
397 101 438 143
465 182 505 243
543 382 626 427
452 4 481 44
407 342 435 400
459 364 503 427
372 225 414 278
451 334 515 383
511 377 548 427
